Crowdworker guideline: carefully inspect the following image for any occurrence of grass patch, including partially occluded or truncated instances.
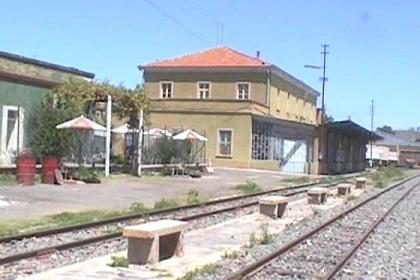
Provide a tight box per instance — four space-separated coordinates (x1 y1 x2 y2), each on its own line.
281 176 310 184
347 195 357 201
248 224 275 247
129 202 149 213
235 180 262 194
222 250 240 260
0 209 127 237
372 167 405 188
154 198 179 210
0 171 17 186
185 189 201 204
108 256 129 268
177 263 218 280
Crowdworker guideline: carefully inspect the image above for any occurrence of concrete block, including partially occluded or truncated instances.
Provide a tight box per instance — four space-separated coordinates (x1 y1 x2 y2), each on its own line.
337 183 352 195
123 220 187 264
307 187 328 205
355 177 367 189
259 195 288 219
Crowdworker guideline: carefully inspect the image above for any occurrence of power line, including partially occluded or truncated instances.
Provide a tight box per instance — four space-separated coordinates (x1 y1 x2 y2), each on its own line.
180 0 218 25
144 0 206 43
179 0 223 45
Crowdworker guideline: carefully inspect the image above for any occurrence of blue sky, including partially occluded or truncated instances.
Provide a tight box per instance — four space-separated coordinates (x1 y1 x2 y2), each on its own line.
1 0 419 129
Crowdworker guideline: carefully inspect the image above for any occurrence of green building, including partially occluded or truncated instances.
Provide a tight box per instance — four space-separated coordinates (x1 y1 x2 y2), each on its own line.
0 51 94 165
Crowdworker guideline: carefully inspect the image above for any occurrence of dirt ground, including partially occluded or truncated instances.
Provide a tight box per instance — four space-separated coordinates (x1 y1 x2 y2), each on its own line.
0 168 311 221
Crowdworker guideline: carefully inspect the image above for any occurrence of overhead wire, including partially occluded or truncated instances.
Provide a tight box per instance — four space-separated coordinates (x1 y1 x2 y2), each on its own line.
144 0 207 43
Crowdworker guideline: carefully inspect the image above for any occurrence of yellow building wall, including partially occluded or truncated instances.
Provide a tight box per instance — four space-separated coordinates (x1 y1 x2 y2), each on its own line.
148 111 253 168
269 75 317 125
144 71 268 105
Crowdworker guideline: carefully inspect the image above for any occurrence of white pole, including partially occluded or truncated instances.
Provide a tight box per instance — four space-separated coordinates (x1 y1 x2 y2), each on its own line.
105 95 112 177
137 108 144 176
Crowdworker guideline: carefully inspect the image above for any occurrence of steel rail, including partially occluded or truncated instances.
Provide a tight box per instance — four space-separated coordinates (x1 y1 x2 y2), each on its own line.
224 173 419 280
322 179 419 279
0 181 318 244
0 187 312 266
2 171 368 243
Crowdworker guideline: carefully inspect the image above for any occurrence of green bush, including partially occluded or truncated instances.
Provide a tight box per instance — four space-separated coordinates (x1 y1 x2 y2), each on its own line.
235 180 262 194
27 104 75 159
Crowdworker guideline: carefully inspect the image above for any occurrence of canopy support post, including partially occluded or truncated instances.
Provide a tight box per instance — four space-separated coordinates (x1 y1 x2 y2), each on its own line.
105 95 112 177
137 108 144 176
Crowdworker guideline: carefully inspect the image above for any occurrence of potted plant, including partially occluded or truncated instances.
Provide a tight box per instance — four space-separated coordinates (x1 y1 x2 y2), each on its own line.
27 104 73 184
15 148 36 186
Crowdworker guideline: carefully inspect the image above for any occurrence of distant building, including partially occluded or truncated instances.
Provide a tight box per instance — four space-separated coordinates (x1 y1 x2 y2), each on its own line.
365 144 398 166
140 47 321 174
371 129 420 166
0 51 94 165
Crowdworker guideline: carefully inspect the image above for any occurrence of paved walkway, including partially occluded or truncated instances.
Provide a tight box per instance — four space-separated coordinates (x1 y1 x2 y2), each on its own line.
0 168 300 221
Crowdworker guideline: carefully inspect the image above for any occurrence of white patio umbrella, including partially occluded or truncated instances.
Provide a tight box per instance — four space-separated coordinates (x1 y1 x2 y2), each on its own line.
56 115 106 131
56 115 106 165
172 129 207 142
144 128 172 138
111 123 139 134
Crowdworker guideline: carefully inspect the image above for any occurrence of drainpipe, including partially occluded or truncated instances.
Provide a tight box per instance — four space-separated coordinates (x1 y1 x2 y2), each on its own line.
266 67 271 108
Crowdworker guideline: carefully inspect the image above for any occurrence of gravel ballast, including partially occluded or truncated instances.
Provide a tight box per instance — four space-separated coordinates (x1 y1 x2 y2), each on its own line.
336 179 420 280
192 175 419 280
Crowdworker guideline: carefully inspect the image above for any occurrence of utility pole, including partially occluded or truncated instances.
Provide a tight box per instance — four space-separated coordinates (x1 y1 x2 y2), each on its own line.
370 99 374 167
305 44 329 115
305 44 329 174
320 44 329 114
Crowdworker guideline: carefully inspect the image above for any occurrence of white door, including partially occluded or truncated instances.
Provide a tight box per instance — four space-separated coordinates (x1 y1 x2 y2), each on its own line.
283 139 307 174
0 106 24 164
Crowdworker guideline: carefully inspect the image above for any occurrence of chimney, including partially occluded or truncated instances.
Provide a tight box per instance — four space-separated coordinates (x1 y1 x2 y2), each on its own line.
256 51 260 59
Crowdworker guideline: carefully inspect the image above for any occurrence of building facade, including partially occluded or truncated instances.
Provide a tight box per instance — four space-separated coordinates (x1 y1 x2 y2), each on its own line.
140 47 320 174
372 129 420 166
0 51 94 165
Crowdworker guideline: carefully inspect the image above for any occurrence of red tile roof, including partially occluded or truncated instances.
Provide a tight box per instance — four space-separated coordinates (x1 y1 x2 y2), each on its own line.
144 47 271 68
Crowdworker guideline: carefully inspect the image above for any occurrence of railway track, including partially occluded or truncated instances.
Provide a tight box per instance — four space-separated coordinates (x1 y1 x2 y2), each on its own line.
224 174 419 280
0 174 367 278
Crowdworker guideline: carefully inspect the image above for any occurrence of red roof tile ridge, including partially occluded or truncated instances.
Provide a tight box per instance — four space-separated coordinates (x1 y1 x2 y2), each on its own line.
143 46 271 67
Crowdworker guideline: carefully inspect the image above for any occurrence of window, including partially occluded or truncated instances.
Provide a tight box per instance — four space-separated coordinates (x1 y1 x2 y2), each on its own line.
236 82 250 100
217 129 233 156
197 82 211 99
160 81 173 98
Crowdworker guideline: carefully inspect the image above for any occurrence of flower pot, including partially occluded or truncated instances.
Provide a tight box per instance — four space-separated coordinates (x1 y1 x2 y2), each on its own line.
16 157 36 186
42 157 60 184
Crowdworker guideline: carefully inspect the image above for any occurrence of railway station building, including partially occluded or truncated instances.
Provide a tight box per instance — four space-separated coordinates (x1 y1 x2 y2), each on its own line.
140 47 321 174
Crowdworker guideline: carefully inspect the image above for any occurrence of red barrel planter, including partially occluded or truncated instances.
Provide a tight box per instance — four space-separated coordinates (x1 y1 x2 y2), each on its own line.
16 157 36 186
42 157 60 184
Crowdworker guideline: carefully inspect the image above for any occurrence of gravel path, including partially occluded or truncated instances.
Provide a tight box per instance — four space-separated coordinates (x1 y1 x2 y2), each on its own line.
192 175 419 280
336 178 420 280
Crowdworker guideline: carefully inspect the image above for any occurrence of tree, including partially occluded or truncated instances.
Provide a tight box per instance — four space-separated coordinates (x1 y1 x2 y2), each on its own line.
28 78 149 171
377 125 393 134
